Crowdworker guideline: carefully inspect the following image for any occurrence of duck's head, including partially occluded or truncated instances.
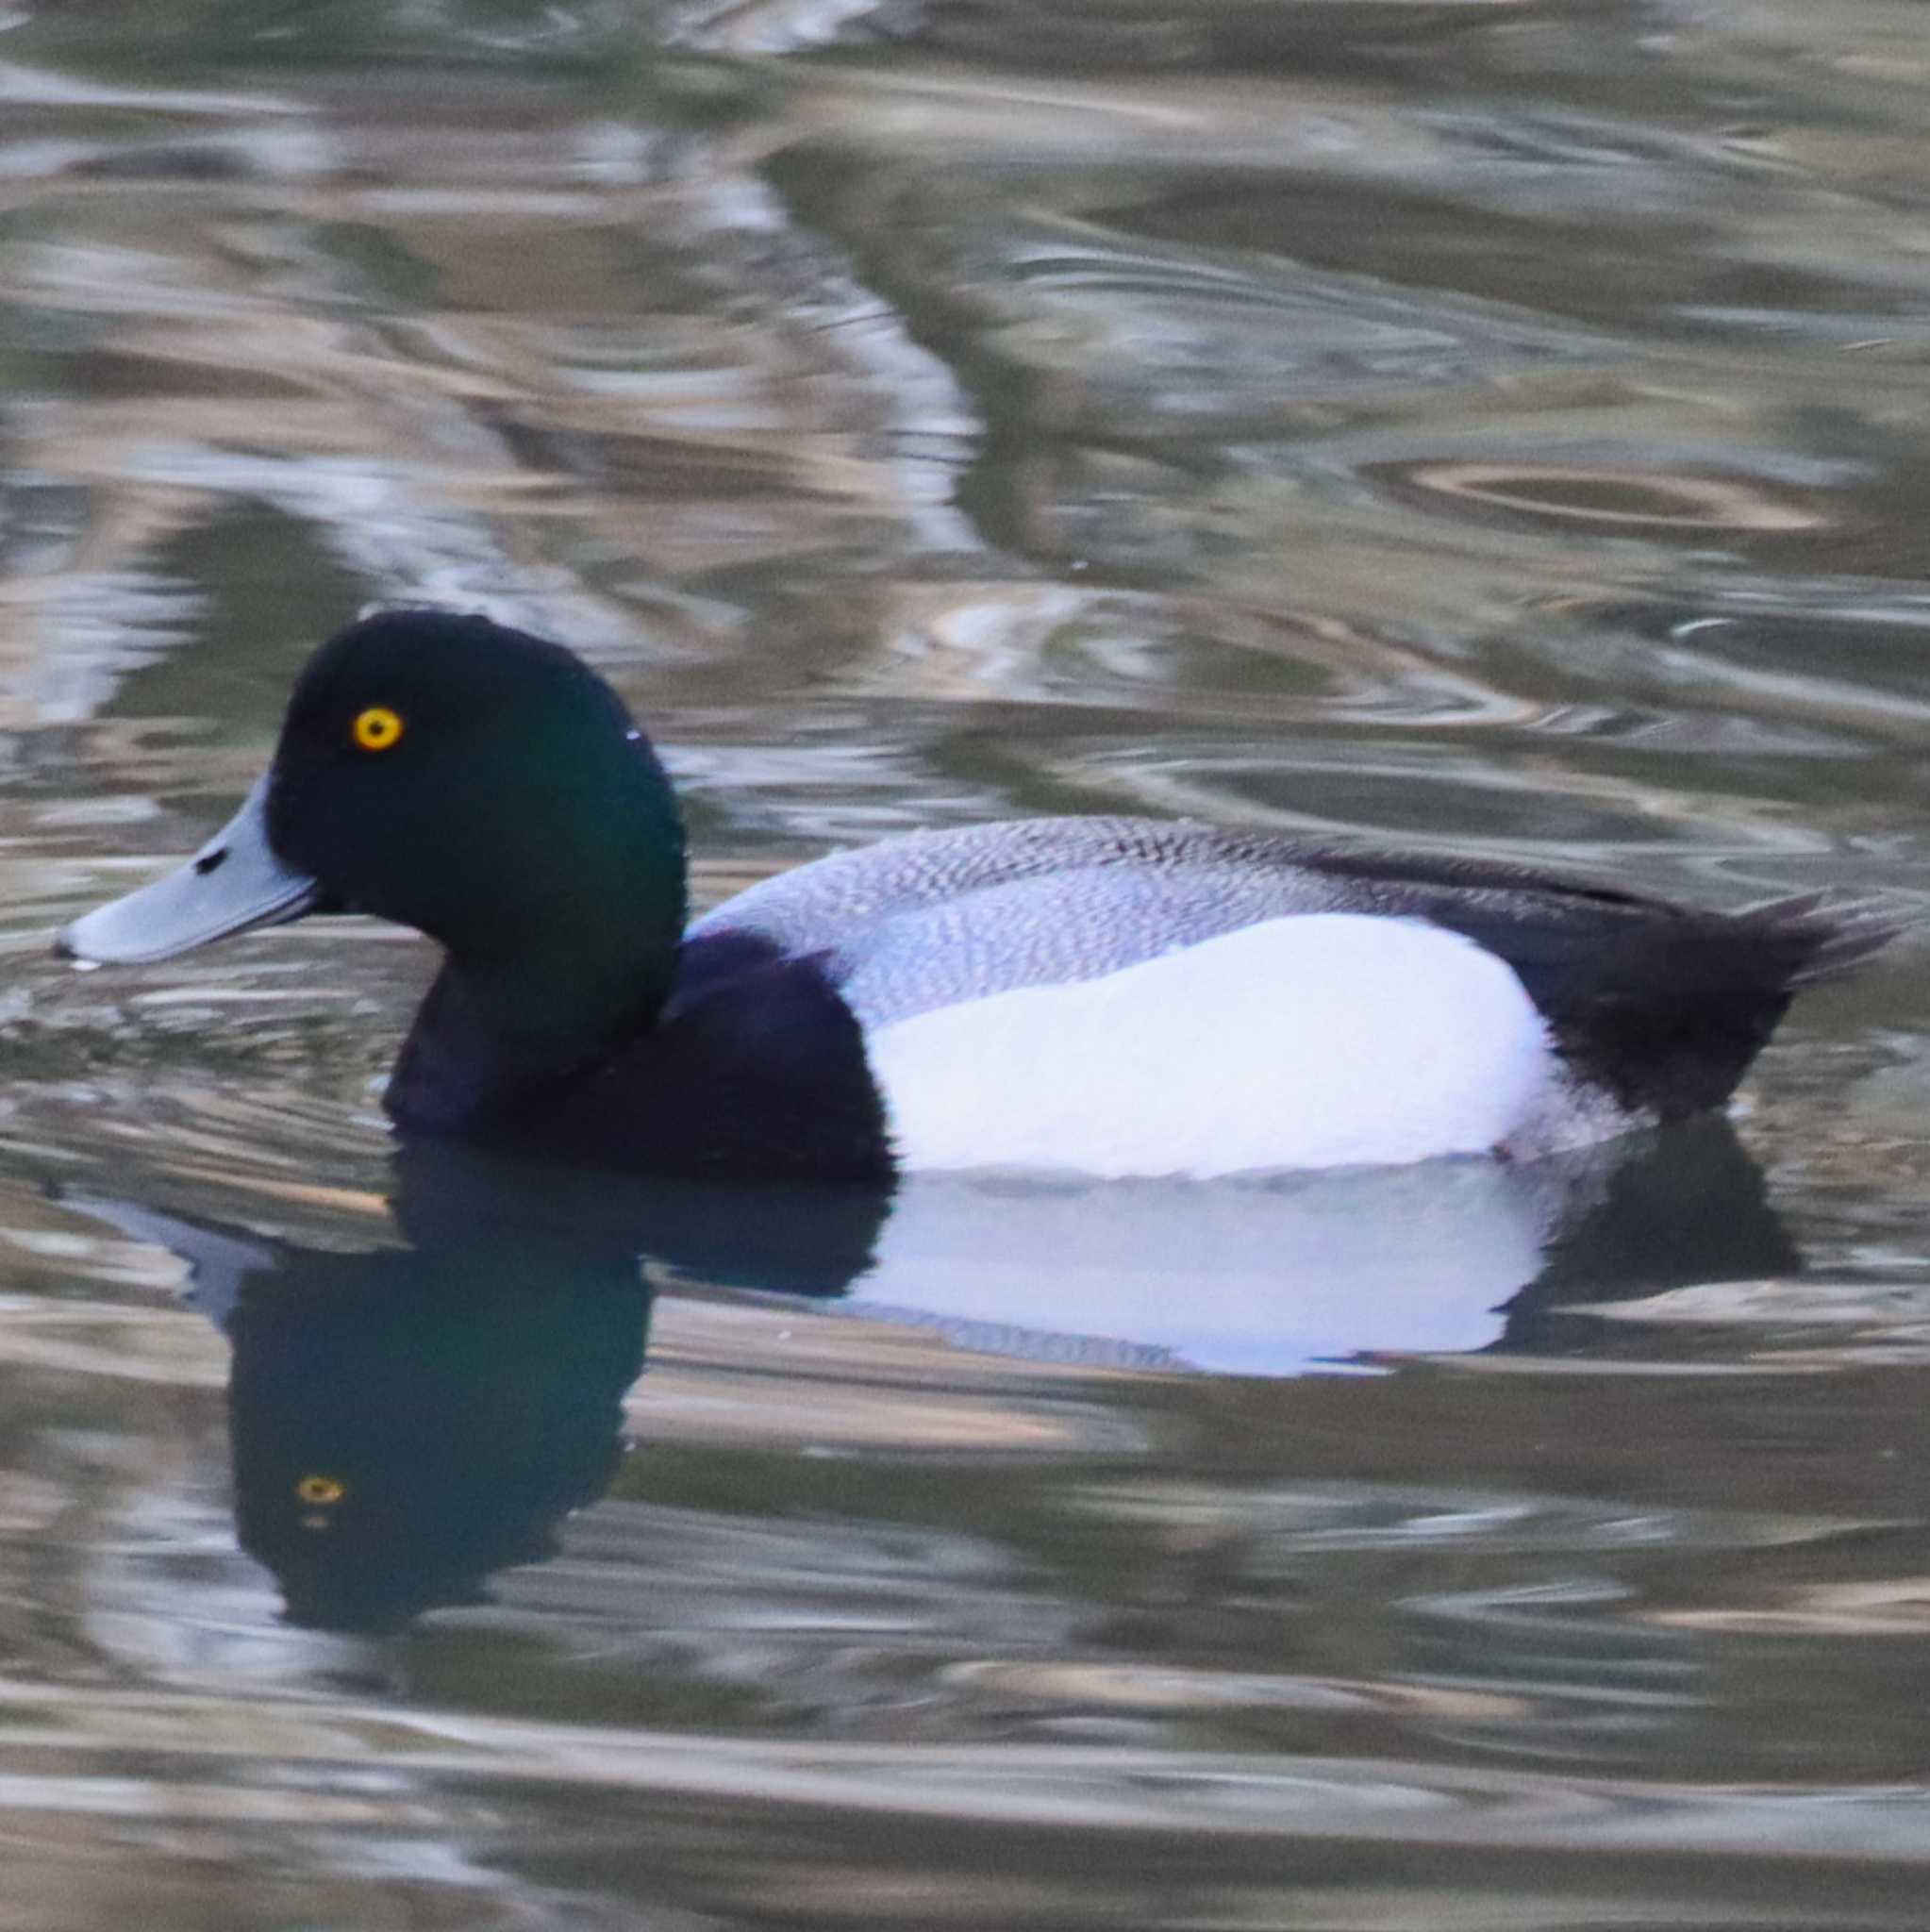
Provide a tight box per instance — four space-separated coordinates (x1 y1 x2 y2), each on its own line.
58 610 690 1023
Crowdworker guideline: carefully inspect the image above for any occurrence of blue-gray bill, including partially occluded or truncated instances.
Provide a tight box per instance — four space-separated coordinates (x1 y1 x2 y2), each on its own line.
54 775 321 964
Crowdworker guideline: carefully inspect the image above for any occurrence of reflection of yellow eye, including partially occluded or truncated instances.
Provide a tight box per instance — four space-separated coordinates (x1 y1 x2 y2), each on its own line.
295 1474 346 1507
352 706 406 753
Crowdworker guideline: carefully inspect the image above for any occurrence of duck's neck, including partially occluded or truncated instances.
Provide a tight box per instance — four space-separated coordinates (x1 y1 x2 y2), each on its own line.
386 756 689 1134
392 944 668 1124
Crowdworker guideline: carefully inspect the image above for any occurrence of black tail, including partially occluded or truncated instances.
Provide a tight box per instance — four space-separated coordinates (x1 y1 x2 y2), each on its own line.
1532 890 1908 1120
1289 841 1907 1123
1751 891 1911 989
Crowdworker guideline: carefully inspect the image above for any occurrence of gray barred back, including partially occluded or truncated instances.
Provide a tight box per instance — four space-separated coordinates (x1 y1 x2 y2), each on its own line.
690 819 1358 1028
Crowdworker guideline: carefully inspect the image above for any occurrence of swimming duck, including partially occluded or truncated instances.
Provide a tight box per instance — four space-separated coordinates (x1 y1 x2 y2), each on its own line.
56 609 1900 1184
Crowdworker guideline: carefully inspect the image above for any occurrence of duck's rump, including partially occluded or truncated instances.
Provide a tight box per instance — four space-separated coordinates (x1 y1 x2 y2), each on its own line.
1276 843 1895 1117
687 817 1898 1127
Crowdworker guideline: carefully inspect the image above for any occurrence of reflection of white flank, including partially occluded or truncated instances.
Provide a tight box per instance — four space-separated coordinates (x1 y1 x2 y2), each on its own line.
851 1158 1565 1377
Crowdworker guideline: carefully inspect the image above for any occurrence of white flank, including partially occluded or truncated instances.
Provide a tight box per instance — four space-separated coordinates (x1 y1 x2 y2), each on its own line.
863 914 1556 1177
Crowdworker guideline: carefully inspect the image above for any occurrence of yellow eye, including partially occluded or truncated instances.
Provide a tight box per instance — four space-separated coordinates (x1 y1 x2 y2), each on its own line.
352 706 406 753
295 1474 346 1507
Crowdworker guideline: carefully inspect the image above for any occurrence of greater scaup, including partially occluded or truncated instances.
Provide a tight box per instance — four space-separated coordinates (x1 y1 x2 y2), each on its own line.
56 609 1902 1182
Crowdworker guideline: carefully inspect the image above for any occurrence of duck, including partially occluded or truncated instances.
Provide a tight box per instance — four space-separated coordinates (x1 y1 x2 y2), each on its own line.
56 608 1902 1186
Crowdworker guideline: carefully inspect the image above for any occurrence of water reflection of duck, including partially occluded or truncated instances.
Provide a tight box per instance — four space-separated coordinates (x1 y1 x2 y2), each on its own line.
843 1117 1798 1374
72 1149 886 1636
58 611 1898 1184
228 1244 645 1635
64 1120 1790 1632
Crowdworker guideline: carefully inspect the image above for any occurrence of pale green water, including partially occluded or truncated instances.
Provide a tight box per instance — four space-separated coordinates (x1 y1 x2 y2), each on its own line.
1 1 1930 1925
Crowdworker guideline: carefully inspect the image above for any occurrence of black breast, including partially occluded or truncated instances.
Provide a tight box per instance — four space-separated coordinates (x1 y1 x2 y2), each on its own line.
499 935 896 1185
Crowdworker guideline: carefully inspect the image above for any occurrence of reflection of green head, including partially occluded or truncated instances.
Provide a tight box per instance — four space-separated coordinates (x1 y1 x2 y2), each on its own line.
230 1247 648 1635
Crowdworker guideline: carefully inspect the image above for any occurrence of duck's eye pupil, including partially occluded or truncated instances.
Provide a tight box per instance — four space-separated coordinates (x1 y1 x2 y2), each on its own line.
295 1474 346 1507
352 706 405 753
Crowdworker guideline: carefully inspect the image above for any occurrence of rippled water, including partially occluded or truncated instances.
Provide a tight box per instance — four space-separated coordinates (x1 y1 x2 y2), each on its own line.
3 0 1930 1924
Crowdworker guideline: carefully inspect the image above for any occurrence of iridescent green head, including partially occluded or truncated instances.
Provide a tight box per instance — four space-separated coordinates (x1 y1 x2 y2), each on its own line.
59 610 690 1067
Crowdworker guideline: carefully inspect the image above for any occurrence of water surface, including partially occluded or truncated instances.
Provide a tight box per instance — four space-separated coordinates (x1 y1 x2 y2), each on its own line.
2 1 1930 1925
